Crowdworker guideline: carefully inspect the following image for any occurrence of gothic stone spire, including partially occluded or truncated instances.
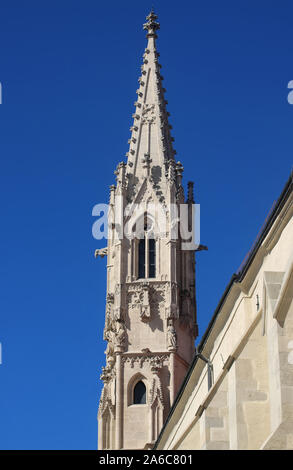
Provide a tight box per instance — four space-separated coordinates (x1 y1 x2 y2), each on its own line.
97 12 197 451
125 10 177 199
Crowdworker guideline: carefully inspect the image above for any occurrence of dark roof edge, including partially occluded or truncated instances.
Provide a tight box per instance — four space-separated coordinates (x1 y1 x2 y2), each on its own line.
154 171 293 449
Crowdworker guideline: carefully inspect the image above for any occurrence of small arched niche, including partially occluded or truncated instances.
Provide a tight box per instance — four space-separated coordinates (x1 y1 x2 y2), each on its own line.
127 374 147 406
133 381 146 404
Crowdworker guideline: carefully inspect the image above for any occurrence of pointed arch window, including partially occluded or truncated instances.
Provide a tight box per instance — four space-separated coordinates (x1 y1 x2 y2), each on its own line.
137 235 156 279
148 238 156 278
133 381 146 404
137 212 156 279
138 238 146 279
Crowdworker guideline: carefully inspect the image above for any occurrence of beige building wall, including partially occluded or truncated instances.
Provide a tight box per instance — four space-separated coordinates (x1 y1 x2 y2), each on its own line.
155 177 293 450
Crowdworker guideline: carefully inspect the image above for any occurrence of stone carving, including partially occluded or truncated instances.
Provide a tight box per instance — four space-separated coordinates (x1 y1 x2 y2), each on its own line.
114 321 126 349
171 283 177 304
142 153 152 168
104 294 114 336
95 247 108 258
128 290 143 305
126 281 166 323
165 282 179 320
103 287 127 359
104 317 127 356
100 363 114 384
141 103 156 124
121 353 169 369
150 355 164 374
107 292 114 303
127 287 150 322
149 287 165 319
105 340 115 368
106 293 114 315
113 283 124 322
98 378 116 419
114 162 127 193
140 283 151 322
167 322 177 351
142 153 152 177
149 372 164 408
113 307 123 322
141 347 151 354
140 306 151 322
167 159 176 183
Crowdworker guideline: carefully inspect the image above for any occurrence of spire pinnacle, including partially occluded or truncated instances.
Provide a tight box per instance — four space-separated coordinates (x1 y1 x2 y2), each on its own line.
143 9 160 38
124 9 177 199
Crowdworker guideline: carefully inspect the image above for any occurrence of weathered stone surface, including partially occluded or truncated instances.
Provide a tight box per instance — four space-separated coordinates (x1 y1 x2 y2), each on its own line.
156 180 293 450
97 10 197 450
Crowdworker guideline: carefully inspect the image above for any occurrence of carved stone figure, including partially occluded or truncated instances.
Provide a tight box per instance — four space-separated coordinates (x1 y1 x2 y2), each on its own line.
114 321 126 349
167 323 177 350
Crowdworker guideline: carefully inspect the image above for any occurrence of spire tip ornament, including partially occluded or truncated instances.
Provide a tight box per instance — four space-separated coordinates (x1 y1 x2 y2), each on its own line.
143 9 160 38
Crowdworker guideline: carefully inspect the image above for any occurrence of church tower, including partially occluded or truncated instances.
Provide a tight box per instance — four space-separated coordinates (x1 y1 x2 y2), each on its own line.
96 11 198 450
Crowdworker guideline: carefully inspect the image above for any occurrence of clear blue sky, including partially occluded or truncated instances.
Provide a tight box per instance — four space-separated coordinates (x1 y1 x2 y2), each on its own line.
0 0 292 450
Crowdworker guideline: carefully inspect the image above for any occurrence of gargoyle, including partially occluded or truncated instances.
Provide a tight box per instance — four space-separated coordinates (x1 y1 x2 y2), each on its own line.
195 244 208 252
95 247 108 258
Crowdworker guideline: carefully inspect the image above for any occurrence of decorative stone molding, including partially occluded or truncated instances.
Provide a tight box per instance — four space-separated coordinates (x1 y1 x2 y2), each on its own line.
126 281 167 323
121 352 169 369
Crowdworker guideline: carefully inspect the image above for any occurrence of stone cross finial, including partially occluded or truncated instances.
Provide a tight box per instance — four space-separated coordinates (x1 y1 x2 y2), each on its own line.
143 9 160 38
142 153 152 177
